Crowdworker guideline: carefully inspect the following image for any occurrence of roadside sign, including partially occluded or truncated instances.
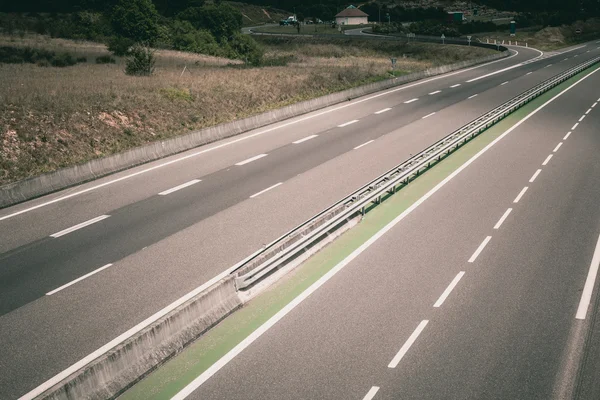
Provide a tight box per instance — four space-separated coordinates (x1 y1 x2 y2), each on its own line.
441 33 445 44
467 35 472 45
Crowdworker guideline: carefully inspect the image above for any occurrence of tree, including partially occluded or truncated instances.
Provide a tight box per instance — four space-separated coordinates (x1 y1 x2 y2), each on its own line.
110 0 160 43
178 3 242 41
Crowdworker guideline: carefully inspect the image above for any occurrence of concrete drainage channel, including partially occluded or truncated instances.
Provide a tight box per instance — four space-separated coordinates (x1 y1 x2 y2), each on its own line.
26 56 600 400
0 48 508 209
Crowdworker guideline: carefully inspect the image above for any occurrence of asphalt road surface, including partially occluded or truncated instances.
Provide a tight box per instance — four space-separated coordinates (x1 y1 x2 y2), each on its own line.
2 41 600 399
181 49 600 400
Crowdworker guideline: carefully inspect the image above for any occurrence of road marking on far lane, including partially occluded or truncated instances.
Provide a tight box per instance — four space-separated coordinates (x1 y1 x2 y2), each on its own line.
422 112 436 119
158 179 201 196
468 236 492 263
526 72 533 75
564 131 572 140
249 182 283 199
354 140 374 150
572 122 579 130
500 81 509 86
576 232 600 320
450 84 461 88
529 169 542 183
50 215 110 238
404 98 419 104
338 120 359 127
388 320 429 368
543 154 553 166
579 115 586 122
374 108 391 114
494 208 513 230
586 108 592 114
235 153 267 166
513 187 529 203
46 264 113 295
554 142 563 152
468 94 478 99
362 386 380 400
292 135 318 144
433 271 465 307
593 102 599 108
429 90 442 95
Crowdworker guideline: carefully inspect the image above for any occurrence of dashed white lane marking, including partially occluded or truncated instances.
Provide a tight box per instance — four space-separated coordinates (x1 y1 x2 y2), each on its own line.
593 102 598 108
572 122 579 130
554 142 563 152
374 108 391 114
543 154 553 166
429 90 442 95
468 236 492 263
513 187 529 203
338 120 359 128
404 98 419 104
362 386 380 400
500 81 509 86
494 208 513 230
576 232 600 320
354 140 374 150
579 115 586 122
586 108 592 114
526 72 533 75
433 271 465 307
564 58 569 61
468 94 478 99
249 182 283 199
422 112 436 119
158 179 201 196
46 264 113 295
574 54 579 58
235 153 267 166
564 131 572 140
50 215 110 238
529 169 542 183
293 135 318 144
545 64 552 68
450 84 461 88
388 320 429 368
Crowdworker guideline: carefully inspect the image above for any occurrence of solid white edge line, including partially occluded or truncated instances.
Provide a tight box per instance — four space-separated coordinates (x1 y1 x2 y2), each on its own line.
494 208 513 230
529 169 542 183
1 49 525 223
235 153 268 166
543 154 553 166
429 90 442 95
422 112 436 119
404 98 419 104
513 186 529 203
46 264 113 295
468 94 478 99
292 135 318 144
433 271 465 307
554 142 563 152
564 131 572 140
338 119 359 127
168 64 600 400
374 108 392 114
249 182 283 199
576 232 600 319
388 320 429 368
49 215 110 238
158 179 201 196
579 115 586 122
362 386 380 400
32 59 592 400
468 236 492 263
354 140 375 150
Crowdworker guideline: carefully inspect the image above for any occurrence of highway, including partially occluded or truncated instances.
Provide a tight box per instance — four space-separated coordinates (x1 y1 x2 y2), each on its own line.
174 51 600 400
1 41 599 399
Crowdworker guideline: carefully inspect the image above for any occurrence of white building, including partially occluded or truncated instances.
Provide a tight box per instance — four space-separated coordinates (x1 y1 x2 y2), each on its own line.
335 6 369 25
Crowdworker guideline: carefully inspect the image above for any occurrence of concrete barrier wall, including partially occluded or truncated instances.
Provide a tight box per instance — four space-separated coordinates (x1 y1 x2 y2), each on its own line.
0 51 508 209
40 275 242 400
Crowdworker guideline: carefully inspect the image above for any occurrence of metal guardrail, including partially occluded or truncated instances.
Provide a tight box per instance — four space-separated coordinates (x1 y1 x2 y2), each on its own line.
233 56 600 289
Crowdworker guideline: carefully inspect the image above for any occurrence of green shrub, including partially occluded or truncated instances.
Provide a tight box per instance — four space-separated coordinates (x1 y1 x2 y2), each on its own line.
125 45 155 76
96 55 116 64
76 56 87 63
51 53 76 67
225 34 264 65
107 36 135 56
110 0 160 44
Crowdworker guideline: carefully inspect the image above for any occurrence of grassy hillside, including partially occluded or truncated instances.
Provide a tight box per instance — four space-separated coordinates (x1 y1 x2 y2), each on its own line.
227 2 290 27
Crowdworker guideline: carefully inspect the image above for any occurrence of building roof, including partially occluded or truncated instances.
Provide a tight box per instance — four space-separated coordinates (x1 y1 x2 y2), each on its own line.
335 6 368 18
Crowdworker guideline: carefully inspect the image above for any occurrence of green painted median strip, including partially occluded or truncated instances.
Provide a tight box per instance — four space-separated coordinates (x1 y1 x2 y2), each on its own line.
121 64 598 400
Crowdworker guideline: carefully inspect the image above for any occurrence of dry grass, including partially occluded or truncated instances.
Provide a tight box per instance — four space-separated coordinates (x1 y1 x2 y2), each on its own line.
0 34 494 185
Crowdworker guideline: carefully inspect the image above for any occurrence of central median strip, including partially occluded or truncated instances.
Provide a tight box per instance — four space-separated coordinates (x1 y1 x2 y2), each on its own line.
30 59 600 400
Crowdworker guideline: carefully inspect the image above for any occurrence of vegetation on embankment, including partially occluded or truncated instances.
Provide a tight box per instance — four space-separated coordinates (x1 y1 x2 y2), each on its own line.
0 34 494 185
